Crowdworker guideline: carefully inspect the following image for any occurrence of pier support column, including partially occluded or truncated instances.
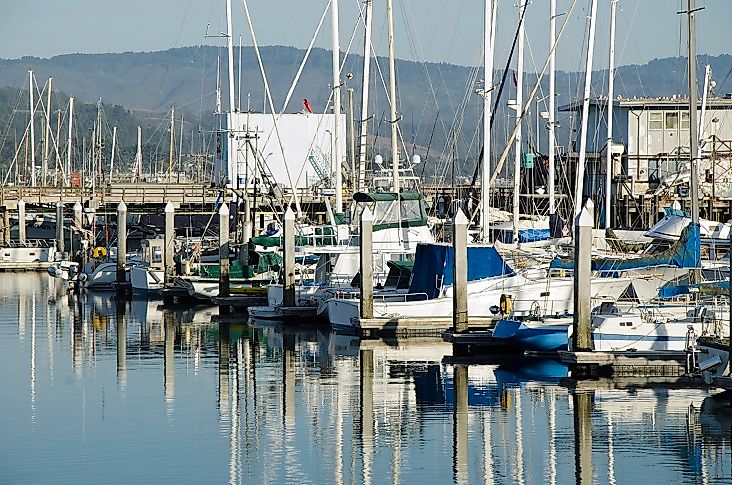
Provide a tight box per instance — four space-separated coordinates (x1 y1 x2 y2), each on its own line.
116 201 127 284
55 202 64 257
452 208 469 333
572 390 594 485
164 201 175 285
219 202 230 298
360 207 374 319
572 199 594 352
1 209 9 246
282 207 296 308
116 298 127 389
17 199 26 245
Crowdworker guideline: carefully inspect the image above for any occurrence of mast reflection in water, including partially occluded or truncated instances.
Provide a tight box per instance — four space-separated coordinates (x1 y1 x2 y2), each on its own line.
0 274 731 484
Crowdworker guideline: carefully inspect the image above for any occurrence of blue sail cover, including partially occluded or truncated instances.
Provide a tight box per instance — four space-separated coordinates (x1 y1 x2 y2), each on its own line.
549 223 701 271
659 280 729 299
408 243 515 299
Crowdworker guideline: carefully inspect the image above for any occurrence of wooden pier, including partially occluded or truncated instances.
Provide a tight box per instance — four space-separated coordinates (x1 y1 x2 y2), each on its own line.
558 350 691 377
358 316 494 338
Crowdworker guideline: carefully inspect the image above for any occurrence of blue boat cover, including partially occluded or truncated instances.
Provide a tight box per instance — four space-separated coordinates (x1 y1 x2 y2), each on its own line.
496 228 552 244
408 243 514 299
550 222 701 271
659 279 729 298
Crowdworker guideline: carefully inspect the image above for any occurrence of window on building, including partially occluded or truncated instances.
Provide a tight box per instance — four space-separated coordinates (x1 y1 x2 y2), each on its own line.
665 111 679 129
649 112 663 130
680 111 690 129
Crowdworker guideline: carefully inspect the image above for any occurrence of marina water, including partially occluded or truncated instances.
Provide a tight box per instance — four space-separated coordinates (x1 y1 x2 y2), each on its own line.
1 273 731 484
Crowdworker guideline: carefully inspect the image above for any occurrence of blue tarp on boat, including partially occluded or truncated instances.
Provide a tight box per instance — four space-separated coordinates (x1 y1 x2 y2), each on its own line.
659 279 729 298
408 243 514 299
550 222 701 271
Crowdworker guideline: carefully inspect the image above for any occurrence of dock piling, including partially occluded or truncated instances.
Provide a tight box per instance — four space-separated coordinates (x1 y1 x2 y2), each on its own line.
219 202 230 298
17 199 26 245
360 207 374 319
72 201 82 259
164 201 175 284
572 390 594 484
282 207 296 308
572 199 594 352
452 208 469 333
55 202 64 256
116 201 127 284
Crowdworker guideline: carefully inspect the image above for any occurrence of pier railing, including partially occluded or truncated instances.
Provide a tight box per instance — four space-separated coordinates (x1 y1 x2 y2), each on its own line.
0 183 222 207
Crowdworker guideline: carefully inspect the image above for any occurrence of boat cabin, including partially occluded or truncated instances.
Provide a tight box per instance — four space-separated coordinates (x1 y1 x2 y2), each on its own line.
140 239 165 270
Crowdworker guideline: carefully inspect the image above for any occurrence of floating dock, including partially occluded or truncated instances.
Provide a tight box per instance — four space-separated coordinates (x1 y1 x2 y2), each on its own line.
558 350 691 377
357 316 495 338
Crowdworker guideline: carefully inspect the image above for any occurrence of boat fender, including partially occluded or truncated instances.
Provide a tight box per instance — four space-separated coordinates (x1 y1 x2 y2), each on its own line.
499 294 511 315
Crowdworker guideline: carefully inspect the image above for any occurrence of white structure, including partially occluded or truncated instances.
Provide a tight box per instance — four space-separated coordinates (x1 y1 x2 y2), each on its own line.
217 112 346 191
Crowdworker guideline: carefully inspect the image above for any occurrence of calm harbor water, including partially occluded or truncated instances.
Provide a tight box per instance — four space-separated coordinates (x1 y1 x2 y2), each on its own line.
1 273 731 484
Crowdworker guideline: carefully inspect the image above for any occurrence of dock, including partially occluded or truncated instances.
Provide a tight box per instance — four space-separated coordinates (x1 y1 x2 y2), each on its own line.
357 316 495 338
558 350 691 377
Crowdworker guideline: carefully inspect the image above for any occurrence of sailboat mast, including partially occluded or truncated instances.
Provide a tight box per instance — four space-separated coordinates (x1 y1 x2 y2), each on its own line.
110 126 117 181
168 107 175 182
604 0 618 228
331 0 343 213
548 0 557 215
357 0 374 193
66 97 74 185
387 0 399 193
481 0 497 242
134 126 142 182
573 0 598 218
44 77 52 186
29 71 36 186
511 1 526 243
226 0 236 114
687 0 700 229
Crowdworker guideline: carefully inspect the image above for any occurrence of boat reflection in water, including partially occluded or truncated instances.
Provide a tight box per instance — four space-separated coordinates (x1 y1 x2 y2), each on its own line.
1 273 731 483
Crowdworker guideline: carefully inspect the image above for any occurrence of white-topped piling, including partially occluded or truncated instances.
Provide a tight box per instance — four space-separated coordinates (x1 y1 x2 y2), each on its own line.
360 207 374 319
164 201 175 284
17 199 26 245
452 208 469 333
572 199 594 352
282 207 296 308
116 201 127 284
55 202 64 255
219 202 230 298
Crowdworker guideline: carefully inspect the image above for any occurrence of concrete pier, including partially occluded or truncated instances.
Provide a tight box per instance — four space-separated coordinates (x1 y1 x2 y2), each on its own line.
116 201 127 284
219 203 230 299
359 207 374 319
282 207 296 308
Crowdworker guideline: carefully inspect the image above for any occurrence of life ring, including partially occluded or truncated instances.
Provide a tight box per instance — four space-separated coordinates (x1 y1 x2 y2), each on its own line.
92 246 107 259
499 294 511 315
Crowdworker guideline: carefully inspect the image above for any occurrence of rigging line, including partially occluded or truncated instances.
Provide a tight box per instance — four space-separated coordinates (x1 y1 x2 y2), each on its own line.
0 86 26 163
395 0 454 147
488 0 578 189
469 1 529 189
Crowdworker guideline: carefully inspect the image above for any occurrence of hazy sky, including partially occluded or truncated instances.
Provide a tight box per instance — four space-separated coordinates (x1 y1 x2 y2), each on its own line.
1 0 730 72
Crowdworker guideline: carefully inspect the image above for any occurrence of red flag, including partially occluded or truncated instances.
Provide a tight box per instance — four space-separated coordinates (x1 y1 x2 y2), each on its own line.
302 98 313 113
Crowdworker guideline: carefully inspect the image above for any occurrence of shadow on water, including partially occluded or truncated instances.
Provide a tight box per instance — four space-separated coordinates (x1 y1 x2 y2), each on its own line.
2 274 732 483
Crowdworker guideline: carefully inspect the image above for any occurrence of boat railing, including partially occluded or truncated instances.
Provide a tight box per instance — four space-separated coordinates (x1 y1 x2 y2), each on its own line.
333 291 429 302
3 239 54 249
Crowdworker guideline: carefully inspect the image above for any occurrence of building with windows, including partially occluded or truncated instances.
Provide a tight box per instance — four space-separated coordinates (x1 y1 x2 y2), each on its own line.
561 96 732 204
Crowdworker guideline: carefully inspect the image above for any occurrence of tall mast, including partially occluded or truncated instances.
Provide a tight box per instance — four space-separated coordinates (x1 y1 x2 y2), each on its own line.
29 71 36 186
687 0 700 229
481 0 497 242
43 77 53 186
134 126 142 183
687 0 701 283
168 107 175 182
573 0 598 218
357 0 374 193
238 35 243 113
387 0 399 193
66 97 74 185
604 0 618 228
548 0 557 215
110 126 117 181
331 0 343 213
226 0 236 114
511 1 526 243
